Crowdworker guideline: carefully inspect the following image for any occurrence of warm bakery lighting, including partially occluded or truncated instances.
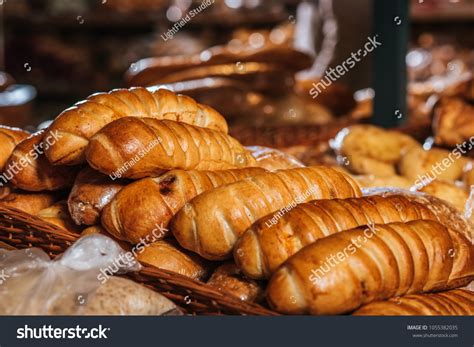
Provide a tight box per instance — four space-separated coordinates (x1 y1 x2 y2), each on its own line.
225 0 243 9
249 33 265 48
166 6 183 21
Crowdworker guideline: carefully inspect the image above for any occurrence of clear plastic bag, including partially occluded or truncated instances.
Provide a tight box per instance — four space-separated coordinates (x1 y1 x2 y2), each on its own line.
0 234 180 315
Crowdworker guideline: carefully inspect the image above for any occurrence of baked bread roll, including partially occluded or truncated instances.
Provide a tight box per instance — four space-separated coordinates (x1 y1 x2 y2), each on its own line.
68 167 128 226
171 166 362 260
136 240 210 280
37 201 83 233
246 146 304 171
207 262 263 302
354 175 412 189
0 188 57 214
364 188 473 242
353 289 474 316
399 146 468 183
433 97 474 146
0 126 29 172
267 220 474 315
47 277 180 315
419 180 468 212
332 125 418 176
235 195 438 279
357 177 469 213
72 277 180 315
43 88 228 166
86 118 255 179
126 45 312 87
102 167 266 243
4 131 78 191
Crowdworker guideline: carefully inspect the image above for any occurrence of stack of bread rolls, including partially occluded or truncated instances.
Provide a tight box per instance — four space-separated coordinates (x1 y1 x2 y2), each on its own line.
332 124 474 213
0 88 472 314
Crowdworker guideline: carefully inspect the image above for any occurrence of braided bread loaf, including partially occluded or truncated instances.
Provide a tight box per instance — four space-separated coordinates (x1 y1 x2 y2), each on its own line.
171 167 362 260
0 126 29 172
235 195 438 279
353 289 474 315
86 118 255 179
43 88 228 166
4 132 78 191
102 167 266 243
267 220 474 315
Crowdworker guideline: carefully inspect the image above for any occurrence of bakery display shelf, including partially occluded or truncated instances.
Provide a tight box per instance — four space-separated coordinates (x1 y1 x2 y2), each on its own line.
5 8 287 31
5 12 167 31
0 205 278 316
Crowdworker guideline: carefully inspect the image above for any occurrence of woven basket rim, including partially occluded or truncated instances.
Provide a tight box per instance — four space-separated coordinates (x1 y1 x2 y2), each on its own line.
0 205 278 315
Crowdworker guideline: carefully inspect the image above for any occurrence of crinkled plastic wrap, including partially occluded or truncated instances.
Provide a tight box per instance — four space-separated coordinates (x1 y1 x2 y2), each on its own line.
246 146 305 171
363 187 474 242
0 234 180 315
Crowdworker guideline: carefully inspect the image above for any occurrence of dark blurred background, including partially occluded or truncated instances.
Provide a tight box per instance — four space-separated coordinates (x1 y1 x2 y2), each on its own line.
0 0 473 129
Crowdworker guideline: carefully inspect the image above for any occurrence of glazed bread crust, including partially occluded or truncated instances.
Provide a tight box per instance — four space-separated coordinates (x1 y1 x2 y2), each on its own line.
44 88 228 166
0 126 29 172
235 195 438 279
267 220 474 315
4 132 78 191
171 167 362 260
68 167 127 226
86 118 255 179
353 289 474 315
101 167 266 243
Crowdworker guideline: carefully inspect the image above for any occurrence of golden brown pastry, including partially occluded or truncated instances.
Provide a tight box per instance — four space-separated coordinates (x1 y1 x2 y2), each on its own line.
0 126 29 172
207 262 263 302
37 201 82 233
235 195 438 279
419 180 469 212
171 166 362 260
136 240 210 280
43 88 228 166
86 118 255 179
433 97 474 146
332 125 418 176
102 167 266 244
4 131 78 191
364 188 473 242
0 188 57 215
246 146 304 171
68 167 127 226
354 175 412 189
267 220 474 315
399 146 468 183
353 289 474 316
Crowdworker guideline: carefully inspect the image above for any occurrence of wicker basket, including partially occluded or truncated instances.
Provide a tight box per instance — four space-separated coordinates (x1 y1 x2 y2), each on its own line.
0 206 278 316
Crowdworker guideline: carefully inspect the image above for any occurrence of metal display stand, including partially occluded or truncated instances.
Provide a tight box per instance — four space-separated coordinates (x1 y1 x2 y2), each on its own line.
372 0 409 128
